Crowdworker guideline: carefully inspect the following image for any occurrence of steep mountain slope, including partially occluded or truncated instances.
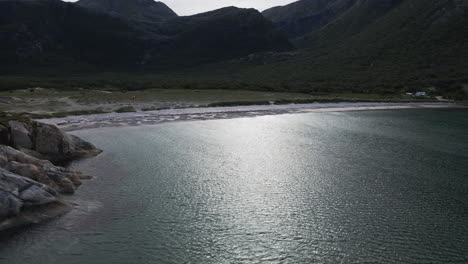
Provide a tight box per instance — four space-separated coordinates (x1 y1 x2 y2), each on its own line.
0 0 155 72
201 0 468 95
76 0 177 22
157 7 292 65
299 0 468 83
0 0 291 73
297 0 404 47
262 0 358 38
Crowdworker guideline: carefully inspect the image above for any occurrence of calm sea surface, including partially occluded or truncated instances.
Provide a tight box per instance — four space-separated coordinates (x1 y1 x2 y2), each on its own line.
1 109 467 263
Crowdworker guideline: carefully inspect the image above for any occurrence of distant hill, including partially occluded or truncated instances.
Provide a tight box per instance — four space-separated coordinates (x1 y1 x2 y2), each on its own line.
76 0 177 22
0 0 291 73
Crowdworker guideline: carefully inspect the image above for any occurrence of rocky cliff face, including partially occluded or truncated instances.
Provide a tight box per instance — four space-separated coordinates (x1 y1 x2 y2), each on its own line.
0 119 101 232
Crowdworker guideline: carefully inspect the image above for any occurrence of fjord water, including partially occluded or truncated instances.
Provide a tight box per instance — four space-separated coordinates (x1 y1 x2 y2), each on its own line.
1 109 468 263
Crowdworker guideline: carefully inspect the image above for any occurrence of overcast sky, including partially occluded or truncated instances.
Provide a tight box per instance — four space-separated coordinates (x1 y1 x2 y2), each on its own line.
64 0 297 16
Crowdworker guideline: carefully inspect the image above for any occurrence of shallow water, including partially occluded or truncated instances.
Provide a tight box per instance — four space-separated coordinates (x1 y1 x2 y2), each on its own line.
1 109 468 263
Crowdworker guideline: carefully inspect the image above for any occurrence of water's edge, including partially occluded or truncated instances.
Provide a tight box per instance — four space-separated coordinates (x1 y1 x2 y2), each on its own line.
40 102 467 131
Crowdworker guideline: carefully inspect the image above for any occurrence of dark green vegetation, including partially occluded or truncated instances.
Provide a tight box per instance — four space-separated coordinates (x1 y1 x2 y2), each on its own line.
262 0 359 38
207 101 272 107
0 110 106 122
233 0 468 98
0 112 31 126
115 106 137 113
29 109 108 119
0 0 467 100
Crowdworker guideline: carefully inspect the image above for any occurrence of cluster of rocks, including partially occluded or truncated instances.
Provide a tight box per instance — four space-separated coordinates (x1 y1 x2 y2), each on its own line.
1 120 101 164
0 119 101 232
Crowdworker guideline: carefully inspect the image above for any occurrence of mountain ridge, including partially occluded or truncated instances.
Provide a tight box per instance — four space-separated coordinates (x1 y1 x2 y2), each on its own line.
188 0 468 97
76 0 178 22
0 0 291 73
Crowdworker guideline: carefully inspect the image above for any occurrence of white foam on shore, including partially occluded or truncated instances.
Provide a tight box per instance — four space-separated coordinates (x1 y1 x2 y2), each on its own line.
40 102 467 131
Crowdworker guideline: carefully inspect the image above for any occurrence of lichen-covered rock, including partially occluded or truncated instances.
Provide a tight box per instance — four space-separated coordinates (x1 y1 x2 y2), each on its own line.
0 146 89 194
35 121 103 163
4 162 41 179
8 121 33 150
0 190 22 218
35 123 63 156
0 168 69 231
0 168 59 206
6 120 101 164
0 145 54 169
0 154 8 167
19 185 57 206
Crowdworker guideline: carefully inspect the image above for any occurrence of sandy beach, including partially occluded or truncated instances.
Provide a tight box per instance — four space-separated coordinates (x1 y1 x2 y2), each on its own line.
40 102 467 131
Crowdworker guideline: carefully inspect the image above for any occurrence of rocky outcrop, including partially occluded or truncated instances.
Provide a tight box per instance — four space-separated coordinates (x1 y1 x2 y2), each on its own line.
0 119 100 232
0 168 70 231
9 121 33 149
0 145 91 194
5 120 101 164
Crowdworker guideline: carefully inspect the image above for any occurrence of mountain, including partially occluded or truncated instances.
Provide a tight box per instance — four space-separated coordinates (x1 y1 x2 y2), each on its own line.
0 0 466 98
0 0 291 73
296 0 468 88
0 0 154 72
201 0 468 95
76 0 177 23
262 0 358 38
297 0 404 46
156 7 292 66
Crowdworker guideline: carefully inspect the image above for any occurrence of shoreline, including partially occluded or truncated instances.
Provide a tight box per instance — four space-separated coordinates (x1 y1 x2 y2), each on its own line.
40 102 467 131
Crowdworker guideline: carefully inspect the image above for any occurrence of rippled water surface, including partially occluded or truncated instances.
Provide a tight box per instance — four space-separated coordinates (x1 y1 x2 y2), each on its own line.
1 109 468 263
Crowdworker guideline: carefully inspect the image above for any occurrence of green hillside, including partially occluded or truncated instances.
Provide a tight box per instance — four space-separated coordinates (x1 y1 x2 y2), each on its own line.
262 0 358 38
193 0 467 98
